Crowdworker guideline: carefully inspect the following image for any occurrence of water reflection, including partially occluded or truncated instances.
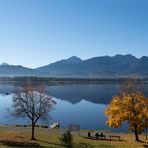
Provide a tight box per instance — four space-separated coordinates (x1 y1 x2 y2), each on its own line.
0 83 121 104
46 84 120 104
0 82 147 131
51 98 128 131
2 83 147 105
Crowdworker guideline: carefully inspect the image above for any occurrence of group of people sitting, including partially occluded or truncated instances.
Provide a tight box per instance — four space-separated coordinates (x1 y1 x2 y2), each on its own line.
88 131 105 139
95 131 105 139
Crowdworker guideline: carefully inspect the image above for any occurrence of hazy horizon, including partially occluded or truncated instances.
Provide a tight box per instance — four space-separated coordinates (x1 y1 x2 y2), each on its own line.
0 1 147 68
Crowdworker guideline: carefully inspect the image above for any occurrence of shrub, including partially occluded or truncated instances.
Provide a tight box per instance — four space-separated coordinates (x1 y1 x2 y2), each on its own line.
59 130 73 147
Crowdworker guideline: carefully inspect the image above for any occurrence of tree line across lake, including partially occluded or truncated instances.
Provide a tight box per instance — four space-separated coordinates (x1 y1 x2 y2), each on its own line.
0 76 148 84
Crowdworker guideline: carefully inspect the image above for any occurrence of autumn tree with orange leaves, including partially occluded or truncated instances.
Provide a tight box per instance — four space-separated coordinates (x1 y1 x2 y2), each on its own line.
105 79 148 141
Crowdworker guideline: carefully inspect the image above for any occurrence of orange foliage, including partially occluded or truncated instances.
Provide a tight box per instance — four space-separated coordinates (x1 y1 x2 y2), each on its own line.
105 79 148 140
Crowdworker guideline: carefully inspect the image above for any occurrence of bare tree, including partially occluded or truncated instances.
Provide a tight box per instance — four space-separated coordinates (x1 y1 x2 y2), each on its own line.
10 83 56 140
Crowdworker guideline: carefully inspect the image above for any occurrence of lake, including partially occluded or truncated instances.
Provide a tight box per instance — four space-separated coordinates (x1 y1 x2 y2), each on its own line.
0 82 148 132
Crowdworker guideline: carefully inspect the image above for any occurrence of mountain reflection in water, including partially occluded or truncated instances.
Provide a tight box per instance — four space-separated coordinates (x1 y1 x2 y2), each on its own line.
0 82 147 131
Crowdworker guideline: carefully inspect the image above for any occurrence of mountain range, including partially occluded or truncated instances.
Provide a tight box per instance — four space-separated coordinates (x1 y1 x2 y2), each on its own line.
1 54 148 78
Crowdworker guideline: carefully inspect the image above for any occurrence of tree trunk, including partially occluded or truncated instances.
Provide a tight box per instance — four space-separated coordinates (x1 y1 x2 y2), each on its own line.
134 124 139 141
31 122 35 140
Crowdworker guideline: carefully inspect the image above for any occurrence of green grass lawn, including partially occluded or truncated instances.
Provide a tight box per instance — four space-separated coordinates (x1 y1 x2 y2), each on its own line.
0 127 147 147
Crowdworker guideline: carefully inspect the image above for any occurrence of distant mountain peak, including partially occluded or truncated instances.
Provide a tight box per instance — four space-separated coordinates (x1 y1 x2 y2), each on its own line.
141 56 148 60
58 56 82 64
67 56 82 61
1 63 9 66
113 54 137 61
114 54 135 58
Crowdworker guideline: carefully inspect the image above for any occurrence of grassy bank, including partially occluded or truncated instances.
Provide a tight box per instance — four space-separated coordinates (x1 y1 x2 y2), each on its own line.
0 126 147 147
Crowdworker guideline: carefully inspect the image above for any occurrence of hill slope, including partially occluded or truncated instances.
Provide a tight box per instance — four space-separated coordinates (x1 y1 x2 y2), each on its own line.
0 64 40 77
1 54 148 78
36 54 148 78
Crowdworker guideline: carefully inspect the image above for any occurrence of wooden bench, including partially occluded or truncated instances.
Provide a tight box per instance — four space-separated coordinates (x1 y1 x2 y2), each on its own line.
109 135 120 140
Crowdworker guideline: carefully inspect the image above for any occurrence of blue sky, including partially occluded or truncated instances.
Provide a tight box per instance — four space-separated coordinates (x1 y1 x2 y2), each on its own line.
0 0 148 68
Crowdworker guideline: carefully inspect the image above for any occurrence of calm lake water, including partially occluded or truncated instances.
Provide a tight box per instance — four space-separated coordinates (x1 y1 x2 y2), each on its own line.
0 82 148 132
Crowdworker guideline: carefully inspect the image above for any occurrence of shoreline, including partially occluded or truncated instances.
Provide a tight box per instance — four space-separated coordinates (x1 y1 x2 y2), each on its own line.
0 77 148 84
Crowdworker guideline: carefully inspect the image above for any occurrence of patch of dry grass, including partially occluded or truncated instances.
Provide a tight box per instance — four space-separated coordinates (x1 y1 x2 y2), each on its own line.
0 127 147 147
